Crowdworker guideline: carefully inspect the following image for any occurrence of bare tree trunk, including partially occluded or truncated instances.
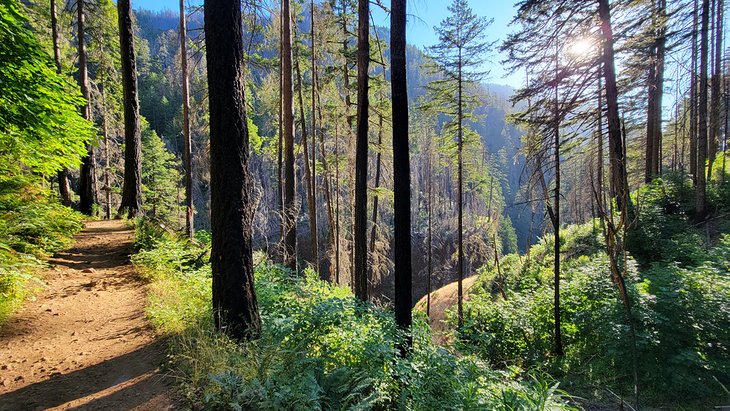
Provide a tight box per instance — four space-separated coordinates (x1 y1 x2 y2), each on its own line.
457 49 464 329
294 40 318 271
708 0 723 181
311 0 321 275
369 115 383 275
51 0 73 207
282 0 297 270
203 0 261 341
691 0 699 182
101 82 111 220
278 9 284 249
117 0 142 218
335 120 341 284
696 0 710 218
646 0 666 182
180 0 194 238
353 0 369 301
77 0 96 216
392 0 412 342
599 0 629 212
552 44 563 357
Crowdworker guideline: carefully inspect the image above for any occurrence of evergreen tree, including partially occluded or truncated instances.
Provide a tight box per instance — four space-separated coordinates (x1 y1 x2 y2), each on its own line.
424 0 493 327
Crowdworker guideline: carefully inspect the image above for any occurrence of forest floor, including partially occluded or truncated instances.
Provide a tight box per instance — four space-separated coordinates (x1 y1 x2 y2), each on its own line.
0 220 176 410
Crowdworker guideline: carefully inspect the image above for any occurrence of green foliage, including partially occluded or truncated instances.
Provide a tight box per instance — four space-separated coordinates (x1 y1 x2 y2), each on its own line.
133 226 576 410
141 120 183 225
627 173 704 266
458 189 730 407
0 0 95 176
0 175 84 324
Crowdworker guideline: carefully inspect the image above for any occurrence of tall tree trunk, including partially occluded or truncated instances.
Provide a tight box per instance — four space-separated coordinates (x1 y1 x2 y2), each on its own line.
180 0 194 238
553 44 563 357
369 115 383 278
426 147 433 320
311 0 321 276
335 120 341 284
278 8 284 250
51 0 73 207
708 0 723 181
203 0 261 341
101 82 111 219
691 0 699 181
457 50 465 328
646 0 666 182
117 0 142 218
353 0 369 301
696 0 710 218
77 0 96 215
392 0 411 340
294 42 318 272
653 0 666 178
599 0 629 212
282 0 297 270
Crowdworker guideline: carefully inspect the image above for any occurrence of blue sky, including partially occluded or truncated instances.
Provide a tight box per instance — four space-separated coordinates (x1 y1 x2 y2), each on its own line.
133 0 521 87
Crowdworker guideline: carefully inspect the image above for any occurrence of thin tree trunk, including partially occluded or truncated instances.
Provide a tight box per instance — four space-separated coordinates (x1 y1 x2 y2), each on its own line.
553 43 563 357
278 8 284 249
335 119 341 284
696 0 710 218
311 0 321 275
294 40 318 271
369 114 383 273
457 48 464 329
426 146 433 320
77 0 96 216
353 0 369 301
691 0 699 182
180 0 194 238
51 0 73 207
203 0 261 341
101 82 111 220
392 0 411 341
282 0 297 270
708 0 723 181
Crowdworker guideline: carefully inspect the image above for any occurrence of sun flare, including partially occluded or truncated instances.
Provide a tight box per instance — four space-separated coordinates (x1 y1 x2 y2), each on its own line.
568 38 594 57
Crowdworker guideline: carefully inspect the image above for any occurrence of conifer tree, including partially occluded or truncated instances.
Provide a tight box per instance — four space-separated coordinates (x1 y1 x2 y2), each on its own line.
425 0 493 327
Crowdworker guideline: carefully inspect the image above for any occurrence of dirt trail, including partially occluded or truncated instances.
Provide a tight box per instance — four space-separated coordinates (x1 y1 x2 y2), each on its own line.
0 220 175 410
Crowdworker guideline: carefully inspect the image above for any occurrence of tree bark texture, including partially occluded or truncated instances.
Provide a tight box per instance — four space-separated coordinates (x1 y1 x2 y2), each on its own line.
117 0 143 218
203 0 261 340
353 0 369 301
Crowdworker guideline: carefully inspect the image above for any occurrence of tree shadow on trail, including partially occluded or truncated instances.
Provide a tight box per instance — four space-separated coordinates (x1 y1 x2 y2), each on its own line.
0 341 174 411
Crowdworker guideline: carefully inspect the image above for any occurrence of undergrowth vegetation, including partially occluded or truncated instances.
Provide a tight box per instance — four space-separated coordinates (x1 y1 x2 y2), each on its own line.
458 174 730 408
0 176 84 323
132 220 577 410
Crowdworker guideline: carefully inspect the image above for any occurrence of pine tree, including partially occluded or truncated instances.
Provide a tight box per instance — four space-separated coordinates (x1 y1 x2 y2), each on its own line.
425 0 493 328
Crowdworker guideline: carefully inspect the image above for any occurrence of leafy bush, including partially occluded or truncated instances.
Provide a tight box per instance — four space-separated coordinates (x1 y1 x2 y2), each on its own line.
458 218 730 407
0 176 84 324
134 226 577 410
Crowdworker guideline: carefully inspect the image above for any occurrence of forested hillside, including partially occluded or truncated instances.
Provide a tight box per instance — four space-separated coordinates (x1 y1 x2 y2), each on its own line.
0 0 727 409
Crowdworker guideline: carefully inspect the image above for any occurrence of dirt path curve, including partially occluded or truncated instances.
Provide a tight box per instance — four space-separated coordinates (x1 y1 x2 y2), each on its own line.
0 220 176 410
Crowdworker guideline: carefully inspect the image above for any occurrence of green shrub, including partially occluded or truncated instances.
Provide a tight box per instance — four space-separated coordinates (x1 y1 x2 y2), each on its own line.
0 176 83 324
134 226 577 410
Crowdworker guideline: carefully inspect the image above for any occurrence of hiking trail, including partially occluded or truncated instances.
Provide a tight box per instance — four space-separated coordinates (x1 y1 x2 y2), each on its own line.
0 220 175 410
